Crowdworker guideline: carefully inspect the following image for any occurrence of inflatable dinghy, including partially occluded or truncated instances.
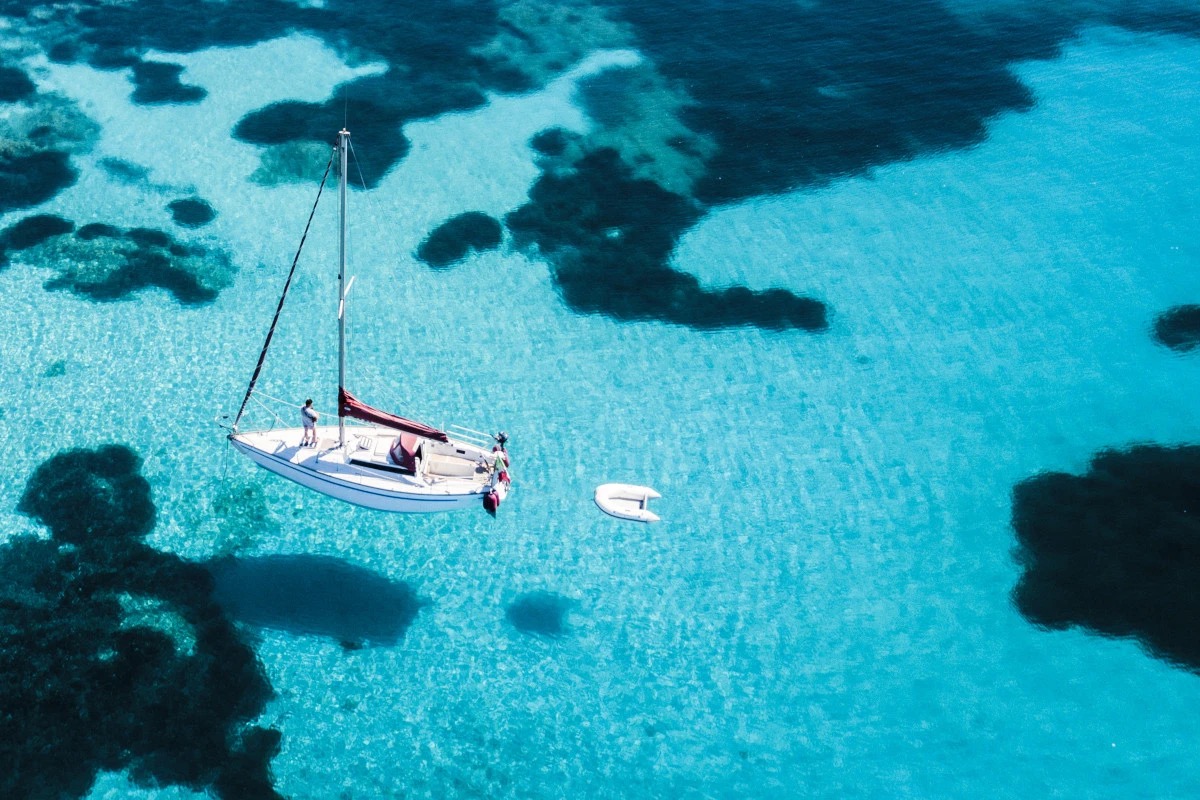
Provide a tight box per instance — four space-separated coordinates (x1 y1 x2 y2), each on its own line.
594 483 661 522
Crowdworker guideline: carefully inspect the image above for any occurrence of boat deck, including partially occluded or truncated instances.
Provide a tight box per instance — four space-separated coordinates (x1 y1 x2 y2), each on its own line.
229 424 507 512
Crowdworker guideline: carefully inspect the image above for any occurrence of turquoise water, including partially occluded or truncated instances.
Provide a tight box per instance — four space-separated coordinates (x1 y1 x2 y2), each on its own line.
1 8 1200 799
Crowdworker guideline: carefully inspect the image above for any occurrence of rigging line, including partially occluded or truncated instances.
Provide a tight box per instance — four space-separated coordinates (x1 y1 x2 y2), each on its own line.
221 434 232 483
358 359 414 415
250 392 288 430
251 388 316 408
232 147 337 430
347 140 370 193
338 143 405 410
252 389 336 421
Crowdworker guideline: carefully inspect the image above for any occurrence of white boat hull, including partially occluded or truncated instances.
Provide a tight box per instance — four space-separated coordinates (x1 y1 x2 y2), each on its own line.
594 483 660 523
229 425 508 513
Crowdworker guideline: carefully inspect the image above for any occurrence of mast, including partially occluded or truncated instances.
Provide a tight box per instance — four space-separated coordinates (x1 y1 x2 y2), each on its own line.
337 128 349 449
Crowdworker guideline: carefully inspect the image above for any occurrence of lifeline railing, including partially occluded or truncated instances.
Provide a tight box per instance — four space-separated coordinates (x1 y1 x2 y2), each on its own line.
446 424 496 449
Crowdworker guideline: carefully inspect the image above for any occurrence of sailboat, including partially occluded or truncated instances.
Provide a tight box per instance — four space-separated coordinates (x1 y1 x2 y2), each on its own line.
227 129 511 514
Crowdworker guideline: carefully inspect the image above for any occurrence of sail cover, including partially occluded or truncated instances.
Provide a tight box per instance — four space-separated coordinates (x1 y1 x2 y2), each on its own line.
338 388 449 442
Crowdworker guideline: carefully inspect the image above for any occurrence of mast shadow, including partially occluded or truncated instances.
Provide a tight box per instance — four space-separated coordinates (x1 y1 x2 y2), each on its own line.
505 590 576 638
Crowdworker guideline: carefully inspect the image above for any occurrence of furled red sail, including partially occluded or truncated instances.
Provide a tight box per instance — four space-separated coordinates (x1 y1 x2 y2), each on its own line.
338 387 449 442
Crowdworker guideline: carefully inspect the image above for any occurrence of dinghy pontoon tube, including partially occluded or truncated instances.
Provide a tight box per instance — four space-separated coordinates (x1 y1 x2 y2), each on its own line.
594 483 661 523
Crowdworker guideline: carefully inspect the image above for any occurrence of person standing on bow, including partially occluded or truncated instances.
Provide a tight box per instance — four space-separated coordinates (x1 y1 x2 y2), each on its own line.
300 399 319 447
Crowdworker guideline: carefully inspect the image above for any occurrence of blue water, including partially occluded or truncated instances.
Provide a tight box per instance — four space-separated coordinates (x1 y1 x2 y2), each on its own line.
1 3 1199 798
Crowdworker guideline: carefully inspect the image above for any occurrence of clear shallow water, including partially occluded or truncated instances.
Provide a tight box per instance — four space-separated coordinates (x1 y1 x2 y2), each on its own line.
0 6 1199 800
